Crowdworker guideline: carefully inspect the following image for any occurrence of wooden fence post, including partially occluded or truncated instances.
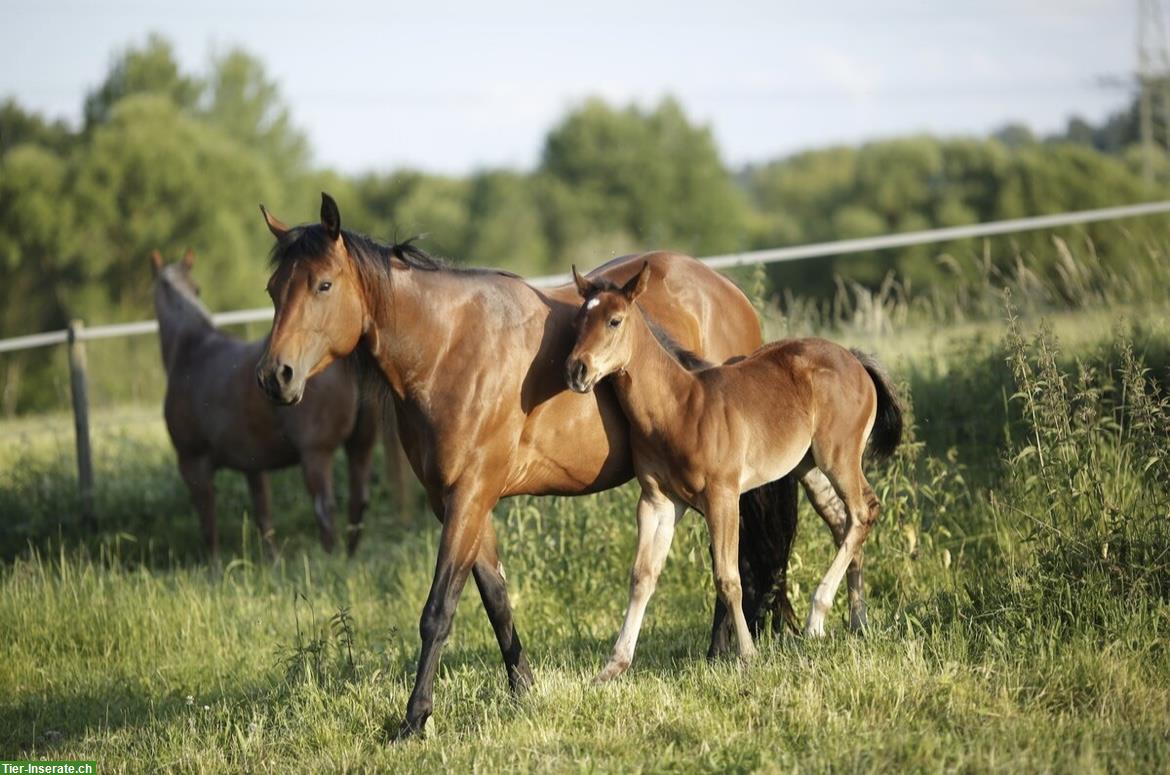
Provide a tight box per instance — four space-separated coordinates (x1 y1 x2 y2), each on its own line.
67 320 95 530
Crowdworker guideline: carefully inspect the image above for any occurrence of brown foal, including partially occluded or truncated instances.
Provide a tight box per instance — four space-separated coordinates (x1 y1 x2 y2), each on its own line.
565 263 903 680
151 250 378 557
252 194 799 737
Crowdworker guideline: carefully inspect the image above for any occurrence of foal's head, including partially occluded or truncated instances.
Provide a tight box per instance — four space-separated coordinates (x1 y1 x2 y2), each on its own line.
565 261 651 394
255 193 371 405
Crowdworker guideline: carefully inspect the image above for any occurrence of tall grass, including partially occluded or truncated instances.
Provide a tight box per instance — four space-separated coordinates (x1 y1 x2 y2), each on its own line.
1 284 1169 770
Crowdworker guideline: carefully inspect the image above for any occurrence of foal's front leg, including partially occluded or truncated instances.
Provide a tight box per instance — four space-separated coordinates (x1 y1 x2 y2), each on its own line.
705 486 758 660
596 489 684 683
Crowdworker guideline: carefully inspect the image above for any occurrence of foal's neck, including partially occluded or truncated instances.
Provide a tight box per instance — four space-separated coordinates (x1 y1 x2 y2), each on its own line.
611 306 700 441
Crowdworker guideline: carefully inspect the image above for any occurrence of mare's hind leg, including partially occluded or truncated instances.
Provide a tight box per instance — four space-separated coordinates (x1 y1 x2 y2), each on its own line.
245 471 278 560
343 430 377 557
472 520 533 693
597 487 684 683
804 456 880 638
300 448 337 553
799 466 867 632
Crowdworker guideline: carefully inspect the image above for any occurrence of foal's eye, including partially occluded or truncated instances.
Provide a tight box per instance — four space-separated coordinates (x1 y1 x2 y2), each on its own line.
317 281 333 293
608 317 621 328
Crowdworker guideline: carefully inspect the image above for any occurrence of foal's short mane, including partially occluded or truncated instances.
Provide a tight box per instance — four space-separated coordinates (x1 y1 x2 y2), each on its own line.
579 283 712 371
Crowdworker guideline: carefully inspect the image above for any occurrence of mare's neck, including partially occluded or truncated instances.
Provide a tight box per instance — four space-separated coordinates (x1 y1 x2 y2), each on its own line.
610 306 701 442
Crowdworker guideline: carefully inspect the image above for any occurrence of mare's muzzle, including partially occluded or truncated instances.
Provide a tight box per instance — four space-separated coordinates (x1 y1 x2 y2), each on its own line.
256 357 304 405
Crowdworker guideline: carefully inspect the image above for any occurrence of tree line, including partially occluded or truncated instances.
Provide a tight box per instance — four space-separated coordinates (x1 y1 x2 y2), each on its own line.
0 35 1166 412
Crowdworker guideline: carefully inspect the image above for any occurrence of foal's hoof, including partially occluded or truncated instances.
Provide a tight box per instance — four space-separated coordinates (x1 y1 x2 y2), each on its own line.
804 620 827 639
593 659 629 684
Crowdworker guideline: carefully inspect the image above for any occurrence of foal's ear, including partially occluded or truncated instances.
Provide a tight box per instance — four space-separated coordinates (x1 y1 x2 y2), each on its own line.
571 265 594 299
622 261 651 302
320 192 341 242
259 204 288 239
149 249 164 274
181 248 196 271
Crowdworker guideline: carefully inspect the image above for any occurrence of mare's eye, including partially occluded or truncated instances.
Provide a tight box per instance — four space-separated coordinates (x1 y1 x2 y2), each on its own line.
317 281 333 293
608 317 621 329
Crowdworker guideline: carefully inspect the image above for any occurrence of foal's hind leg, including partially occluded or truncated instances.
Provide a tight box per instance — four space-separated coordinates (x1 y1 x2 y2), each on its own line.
300 448 337 553
245 471 278 560
799 466 867 631
804 453 880 638
597 488 684 683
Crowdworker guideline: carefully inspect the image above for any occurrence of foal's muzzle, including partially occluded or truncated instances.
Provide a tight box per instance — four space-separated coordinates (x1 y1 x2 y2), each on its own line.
565 358 595 394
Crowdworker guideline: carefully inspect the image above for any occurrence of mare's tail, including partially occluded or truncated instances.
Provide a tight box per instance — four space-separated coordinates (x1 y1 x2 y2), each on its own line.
850 349 904 460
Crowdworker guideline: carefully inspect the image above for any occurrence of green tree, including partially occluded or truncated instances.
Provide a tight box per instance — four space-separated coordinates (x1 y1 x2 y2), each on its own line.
83 34 203 129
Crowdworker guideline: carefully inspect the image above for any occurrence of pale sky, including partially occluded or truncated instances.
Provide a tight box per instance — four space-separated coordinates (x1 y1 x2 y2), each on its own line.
0 0 1136 175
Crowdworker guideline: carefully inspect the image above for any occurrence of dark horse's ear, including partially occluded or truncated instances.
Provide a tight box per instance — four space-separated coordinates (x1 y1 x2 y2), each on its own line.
320 192 341 241
181 248 196 270
259 204 288 239
622 261 651 302
149 249 164 274
571 265 594 299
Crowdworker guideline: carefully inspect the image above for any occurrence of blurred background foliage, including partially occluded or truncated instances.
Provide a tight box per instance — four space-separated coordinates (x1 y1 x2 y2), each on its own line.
2 34 1169 414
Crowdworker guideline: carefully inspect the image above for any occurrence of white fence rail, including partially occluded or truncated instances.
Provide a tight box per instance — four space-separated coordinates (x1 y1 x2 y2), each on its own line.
3 199 1170 355
4 199 1170 526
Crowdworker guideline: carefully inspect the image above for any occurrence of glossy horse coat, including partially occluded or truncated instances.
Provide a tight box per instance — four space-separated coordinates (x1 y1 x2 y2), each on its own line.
254 194 797 736
565 263 903 679
152 250 378 557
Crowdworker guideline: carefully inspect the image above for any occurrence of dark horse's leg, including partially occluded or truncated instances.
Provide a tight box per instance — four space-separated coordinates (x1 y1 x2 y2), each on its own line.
342 401 378 557
399 479 498 738
708 475 799 659
472 521 533 692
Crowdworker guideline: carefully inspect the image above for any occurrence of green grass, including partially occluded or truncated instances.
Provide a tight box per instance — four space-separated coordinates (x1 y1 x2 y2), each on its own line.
1 305 1169 772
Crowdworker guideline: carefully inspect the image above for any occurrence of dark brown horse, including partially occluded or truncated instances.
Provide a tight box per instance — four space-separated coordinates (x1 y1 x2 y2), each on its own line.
566 263 904 680
151 249 378 557
253 194 797 736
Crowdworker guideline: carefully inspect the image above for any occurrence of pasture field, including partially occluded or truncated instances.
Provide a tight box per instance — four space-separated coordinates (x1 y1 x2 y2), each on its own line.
1 299 1169 772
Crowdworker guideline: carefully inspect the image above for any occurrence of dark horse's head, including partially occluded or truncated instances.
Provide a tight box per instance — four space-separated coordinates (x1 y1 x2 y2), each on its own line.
255 193 375 405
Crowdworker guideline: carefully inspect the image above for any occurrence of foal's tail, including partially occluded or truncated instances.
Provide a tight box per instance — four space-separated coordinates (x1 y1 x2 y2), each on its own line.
851 349 904 461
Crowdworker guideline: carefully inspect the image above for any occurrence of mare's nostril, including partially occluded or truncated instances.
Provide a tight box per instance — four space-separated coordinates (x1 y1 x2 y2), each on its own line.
279 364 294 385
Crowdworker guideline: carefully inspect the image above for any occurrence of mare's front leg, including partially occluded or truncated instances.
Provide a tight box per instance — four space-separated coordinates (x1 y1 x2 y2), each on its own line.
245 471 278 560
596 487 684 683
472 520 533 693
705 485 758 660
399 479 500 738
300 448 337 553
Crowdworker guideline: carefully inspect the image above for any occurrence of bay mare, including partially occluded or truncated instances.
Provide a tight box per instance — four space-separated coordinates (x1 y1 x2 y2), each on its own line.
565 264 904 681
253 194 797 737
151 250 378 557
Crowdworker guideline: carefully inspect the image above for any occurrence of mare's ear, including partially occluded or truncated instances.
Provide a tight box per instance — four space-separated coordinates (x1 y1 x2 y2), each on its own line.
149 249 164 274
260 204 288 239
320 192 341 241
571 265 594 299
180 248 196 271
622 261 651 302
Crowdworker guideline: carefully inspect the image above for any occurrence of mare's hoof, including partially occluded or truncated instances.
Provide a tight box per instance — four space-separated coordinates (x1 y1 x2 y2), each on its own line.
392 717 428 742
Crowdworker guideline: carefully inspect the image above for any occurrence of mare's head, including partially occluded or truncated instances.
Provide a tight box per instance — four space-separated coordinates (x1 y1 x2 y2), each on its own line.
150 248 208 323
565 261 651 394
255 193 373 405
